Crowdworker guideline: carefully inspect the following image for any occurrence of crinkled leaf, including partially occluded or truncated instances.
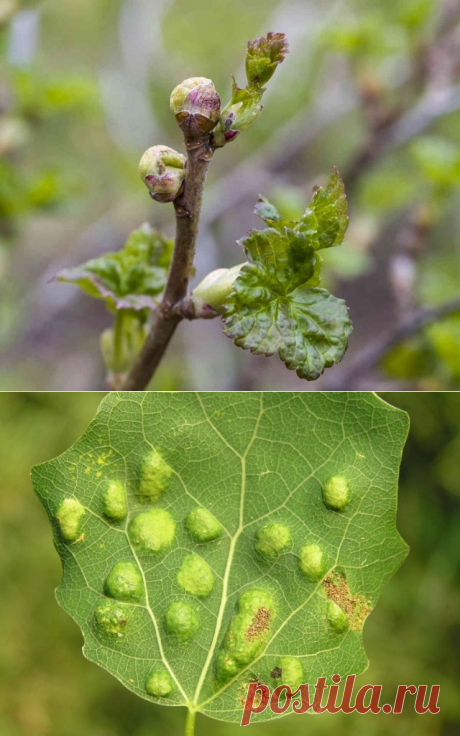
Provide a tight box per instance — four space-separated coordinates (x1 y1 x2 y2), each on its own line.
52 223 173 312
32 391 408 725
225 170 351 378
298 167 349 250
238 227 319 293
224 266 351 379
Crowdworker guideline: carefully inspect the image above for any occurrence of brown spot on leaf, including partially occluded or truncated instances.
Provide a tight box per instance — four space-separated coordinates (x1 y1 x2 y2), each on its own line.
324 571 371 631
246 606 272 641
237 677 265 707
271 666 282 679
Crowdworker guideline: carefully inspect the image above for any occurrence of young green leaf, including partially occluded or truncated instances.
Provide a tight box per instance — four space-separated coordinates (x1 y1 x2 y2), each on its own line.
32 392 408 728
52 223 173 312
223 169 352 379
212 32 289 147
298 167 349 250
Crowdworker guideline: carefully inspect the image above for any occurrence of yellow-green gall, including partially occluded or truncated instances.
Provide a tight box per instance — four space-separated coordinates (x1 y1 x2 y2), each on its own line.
145 665 175 698
105 561 144 602
185 507 222 543
216 589 274 682
165 602 200 642
102 480 127 522
138 145 186 204
271 656 304 690
255 523 291 562
322 476 350 511
326 600 349 633
94 600 131 640
129 509 175 554
55 498 85 542
177 554 214 598
299 544 326 582
138 450 173 502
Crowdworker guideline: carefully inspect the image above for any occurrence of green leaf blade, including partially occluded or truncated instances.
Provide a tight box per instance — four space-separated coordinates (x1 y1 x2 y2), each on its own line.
224 257 352 379
299 167 349 250
52 223 173 311
32 392 408 724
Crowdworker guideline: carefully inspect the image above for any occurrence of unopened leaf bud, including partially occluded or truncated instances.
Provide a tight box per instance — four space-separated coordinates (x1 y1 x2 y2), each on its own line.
192 264 244 314
246 32 289 87
139 145 186 203
170 77 221 141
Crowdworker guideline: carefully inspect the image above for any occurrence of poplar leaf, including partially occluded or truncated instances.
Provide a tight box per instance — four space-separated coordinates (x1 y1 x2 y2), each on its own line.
32 392 408 725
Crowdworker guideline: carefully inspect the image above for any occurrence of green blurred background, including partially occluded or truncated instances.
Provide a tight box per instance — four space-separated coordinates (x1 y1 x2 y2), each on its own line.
0 391 458 735
2 0 460 390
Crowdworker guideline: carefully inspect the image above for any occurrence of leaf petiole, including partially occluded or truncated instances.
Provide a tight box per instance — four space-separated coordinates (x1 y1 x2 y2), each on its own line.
113 309 126 372
185 708 196 736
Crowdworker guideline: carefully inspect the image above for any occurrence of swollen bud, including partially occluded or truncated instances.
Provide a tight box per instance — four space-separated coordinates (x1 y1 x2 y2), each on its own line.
192 264 244 314
246 32 289 87
139 145 186 203
170 77 221 143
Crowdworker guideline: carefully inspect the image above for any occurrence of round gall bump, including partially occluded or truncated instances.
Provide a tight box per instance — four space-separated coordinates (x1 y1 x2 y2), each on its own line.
255 523 291 562
185 507 222 543
216 588 274 682
105 561 144 602
165 602 200 642
177 554 214 598
299 544 326 582
145 665 175 698
138 450 173 502
271 656 304 690
326 600 349 633
95 600 131 640
238 589 273 615
102 480 127 522
129 509 175 554
55 498 85 542
322 475 350 511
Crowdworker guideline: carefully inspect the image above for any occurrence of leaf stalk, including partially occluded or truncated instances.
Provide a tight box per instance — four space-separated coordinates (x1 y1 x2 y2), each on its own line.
184 708 197 736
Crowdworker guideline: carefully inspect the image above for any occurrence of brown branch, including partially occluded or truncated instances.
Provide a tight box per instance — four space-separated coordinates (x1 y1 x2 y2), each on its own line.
324 296 460 390
122 147 211 390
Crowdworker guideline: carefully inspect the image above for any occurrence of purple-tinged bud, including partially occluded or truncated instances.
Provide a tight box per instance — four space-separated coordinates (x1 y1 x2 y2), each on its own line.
224 130 240 143
139 145 186 203
170 77 221 142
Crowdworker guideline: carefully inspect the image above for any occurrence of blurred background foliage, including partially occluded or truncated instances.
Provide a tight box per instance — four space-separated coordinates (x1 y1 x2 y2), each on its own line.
1 0 460 389
0 391 458 736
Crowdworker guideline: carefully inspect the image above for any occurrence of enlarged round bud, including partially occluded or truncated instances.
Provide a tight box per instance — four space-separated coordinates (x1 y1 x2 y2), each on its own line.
192 264 244 315
170 77 221 141
139 145 186 203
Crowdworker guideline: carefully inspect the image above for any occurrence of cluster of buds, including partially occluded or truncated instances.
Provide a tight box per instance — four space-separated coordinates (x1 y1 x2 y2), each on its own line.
138 145 186 203
170 77 221 148
139 33 288 205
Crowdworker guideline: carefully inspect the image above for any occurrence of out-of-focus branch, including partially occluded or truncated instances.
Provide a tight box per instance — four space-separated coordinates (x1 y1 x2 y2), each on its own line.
324 296 460 390
389 203 434 318
344 0 460 190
